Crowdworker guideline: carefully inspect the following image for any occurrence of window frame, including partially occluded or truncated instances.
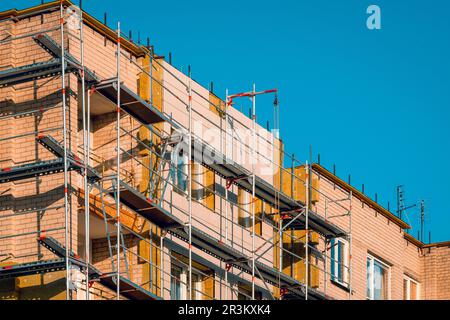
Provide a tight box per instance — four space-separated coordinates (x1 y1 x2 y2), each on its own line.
330 238 349 288
403 275 420 300
366 254 391 300
171 149 189 193
170 259 205 300
170 263 186 300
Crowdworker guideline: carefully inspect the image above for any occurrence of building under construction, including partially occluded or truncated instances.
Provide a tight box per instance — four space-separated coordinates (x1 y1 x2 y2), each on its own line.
0 1 449 300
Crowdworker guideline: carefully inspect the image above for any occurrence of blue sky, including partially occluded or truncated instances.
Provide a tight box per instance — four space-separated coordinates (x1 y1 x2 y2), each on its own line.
3 0 450 242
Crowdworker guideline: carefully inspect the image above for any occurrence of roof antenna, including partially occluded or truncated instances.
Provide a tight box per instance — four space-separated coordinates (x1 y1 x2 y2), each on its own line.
396 185 416 231
420 200 425 242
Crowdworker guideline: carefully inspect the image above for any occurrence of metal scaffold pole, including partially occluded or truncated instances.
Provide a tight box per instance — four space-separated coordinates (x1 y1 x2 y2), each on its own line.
348 190 353 300
324 199 328 297
251 83 256 300
278 206 283 299
224 88 229 300
78 2 90 300
160 232 165 297
188 66 193 300
59 0 71 300
305 161 309 300
86 85 92 296
116 21 121 300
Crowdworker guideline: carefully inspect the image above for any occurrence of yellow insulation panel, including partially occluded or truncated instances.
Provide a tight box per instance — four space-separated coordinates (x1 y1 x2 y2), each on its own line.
139 225 162 296
137 54 163 298
152 58 164 112
138 55 151 101
0 262 65 300
209 93 225 118
293 259 320 289
281 166 320 203
254 198 263 236
280 230 320 289
202 274 215 300
292 230 320 245
273 139 284 191
203 166 215 211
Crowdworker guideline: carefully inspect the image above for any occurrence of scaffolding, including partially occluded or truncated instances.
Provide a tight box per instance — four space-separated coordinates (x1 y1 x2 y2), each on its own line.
0 1 353 301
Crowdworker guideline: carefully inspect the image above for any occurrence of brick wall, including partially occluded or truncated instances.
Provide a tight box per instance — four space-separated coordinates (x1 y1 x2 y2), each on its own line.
0 9 82 299
1 3 449 301
421 244 450 299
313 169 425 300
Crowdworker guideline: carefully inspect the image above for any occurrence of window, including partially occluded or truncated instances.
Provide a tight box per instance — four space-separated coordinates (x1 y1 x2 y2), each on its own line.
237 282 262 300
330 238 349 287
171 150 188 193
403 275 419 300
170 263 203 300
170 264 184 300
366 255 390 300
170 254 214 300
191 273 202 300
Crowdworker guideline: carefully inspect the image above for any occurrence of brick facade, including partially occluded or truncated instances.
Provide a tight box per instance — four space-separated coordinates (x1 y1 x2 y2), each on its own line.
0 1 449 300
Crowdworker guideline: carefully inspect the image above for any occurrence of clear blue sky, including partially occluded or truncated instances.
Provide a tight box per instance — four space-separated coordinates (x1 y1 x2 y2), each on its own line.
3 0 450 242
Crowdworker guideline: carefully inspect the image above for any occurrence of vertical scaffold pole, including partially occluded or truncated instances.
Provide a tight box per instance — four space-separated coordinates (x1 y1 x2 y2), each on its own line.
348 191 353 300
278 209 283 299
161 234 164 297
78 2 90 300
86 85 92 294
324 199 328 297
116 21 121 300
188 66 193 300
60 0 71 301
251 83 256 300
305 161 309 300
224 88 229 300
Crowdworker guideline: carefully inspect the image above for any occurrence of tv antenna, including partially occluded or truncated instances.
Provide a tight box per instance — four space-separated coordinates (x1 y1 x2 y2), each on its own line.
419 200 425 242
396 185 416 232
